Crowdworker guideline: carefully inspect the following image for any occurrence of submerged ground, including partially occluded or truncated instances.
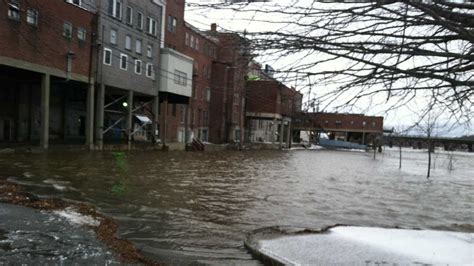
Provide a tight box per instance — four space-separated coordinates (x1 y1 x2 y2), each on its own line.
0 148 472 264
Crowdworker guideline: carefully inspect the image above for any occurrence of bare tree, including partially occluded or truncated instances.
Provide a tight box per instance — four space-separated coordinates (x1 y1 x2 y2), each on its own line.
189 0 473 125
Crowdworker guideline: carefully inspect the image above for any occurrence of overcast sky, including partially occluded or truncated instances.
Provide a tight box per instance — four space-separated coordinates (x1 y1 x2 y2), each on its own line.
185 0 473 137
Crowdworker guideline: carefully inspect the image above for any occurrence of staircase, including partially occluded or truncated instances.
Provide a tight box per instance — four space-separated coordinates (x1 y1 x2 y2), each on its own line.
190 138 205 151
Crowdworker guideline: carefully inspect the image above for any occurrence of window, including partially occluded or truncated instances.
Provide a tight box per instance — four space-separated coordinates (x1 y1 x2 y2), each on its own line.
146 63 155 79
103 48 112 66
77 28 86 41
167 16 176 33
8 1 20 20
190 35 195 49
195 39 199 51
135 60 142 74
66 0 81 5
205 88 211 102
135 39 142 54
125 35 132 50
372 121 376 127
203 111 209 125
180 105 185 123
110 29 117 44
63 22 73 39
26 9 38 26
362 121 367 127
234 93 239 105
174 70 187 86
185 33 190 46
126 6 133 25
335 120 342 125
136 12 143 30
146 44 153 58
146 17 157 36
120 54 128 70
109 0 122 19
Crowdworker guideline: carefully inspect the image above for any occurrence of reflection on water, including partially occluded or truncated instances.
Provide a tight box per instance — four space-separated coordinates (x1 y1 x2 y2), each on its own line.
0 149 473 264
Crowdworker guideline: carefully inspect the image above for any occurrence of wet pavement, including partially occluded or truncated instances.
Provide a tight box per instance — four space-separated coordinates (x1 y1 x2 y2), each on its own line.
0 148 473 264
0 203 118 265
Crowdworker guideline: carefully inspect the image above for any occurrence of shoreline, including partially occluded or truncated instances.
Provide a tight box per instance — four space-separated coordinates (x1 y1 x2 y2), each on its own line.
0 177 161 265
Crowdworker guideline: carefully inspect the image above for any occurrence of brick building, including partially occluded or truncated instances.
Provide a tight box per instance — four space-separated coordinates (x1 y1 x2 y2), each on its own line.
246 80 303 147
0 0 96 148
208 26 250 144
293 112 384 145
160 0 193 147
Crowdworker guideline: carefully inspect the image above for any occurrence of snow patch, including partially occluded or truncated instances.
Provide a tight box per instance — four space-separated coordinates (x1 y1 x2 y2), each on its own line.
257 226 474 265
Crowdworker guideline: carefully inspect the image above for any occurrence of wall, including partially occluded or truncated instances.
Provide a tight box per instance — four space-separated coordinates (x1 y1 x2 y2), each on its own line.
0 0 95 81
95 0 163 96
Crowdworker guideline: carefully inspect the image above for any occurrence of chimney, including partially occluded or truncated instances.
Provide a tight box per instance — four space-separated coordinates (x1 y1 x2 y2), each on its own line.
211 23 217 32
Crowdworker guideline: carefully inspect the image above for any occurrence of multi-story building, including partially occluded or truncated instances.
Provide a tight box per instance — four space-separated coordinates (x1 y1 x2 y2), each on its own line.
80 0 166 149
208 24 250 144
0 0 96 149
246 80 303 147
293 112 384 145
160 0 193 148
182 22 218 143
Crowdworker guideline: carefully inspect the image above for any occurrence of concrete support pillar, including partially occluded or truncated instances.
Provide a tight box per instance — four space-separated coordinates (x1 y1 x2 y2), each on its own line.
272 118 276 149
286 120 292 149
126 90 133 151
95 84 105 151
184 104 189 144
362 132 366 145
40 74 50 150
152 95 159 143
162 94 168 148
86 83 95 149
279 119 284 150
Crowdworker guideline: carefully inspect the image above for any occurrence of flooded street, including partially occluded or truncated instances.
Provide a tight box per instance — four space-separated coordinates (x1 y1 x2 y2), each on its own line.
0 148 472 264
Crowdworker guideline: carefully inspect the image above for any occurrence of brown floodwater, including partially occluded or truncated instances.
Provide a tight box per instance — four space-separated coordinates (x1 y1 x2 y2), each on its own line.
0 148 473 264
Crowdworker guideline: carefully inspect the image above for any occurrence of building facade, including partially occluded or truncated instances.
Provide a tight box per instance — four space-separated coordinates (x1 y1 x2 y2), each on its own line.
246 80 303 147
0 0 96 148
86 0 166 149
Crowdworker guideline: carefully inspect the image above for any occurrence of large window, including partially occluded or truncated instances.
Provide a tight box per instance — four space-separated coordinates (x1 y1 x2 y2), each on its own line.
146 17 157 36
109 0 122 19
120 54 128 70
126 6 133 25
167 16 176 33
125 35 132 50
135 60 142 75
110 29 117 44
185 33 190 46
146 63 155 79
63 22 73 39
26 9 38 26
8 1 20 20
174 70 187 86
103 48 112 66
78 28 87 41
136 11 143 30
135 39 142 54
147 44 153 58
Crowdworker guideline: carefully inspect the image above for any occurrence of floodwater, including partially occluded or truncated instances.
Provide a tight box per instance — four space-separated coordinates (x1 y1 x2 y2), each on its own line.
0 148 472 264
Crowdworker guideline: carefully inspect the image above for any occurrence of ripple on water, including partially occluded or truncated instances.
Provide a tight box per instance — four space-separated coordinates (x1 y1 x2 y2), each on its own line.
0 149 472 264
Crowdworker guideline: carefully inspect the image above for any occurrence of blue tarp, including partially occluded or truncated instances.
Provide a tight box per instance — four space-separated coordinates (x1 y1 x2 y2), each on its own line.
319 138 367 150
